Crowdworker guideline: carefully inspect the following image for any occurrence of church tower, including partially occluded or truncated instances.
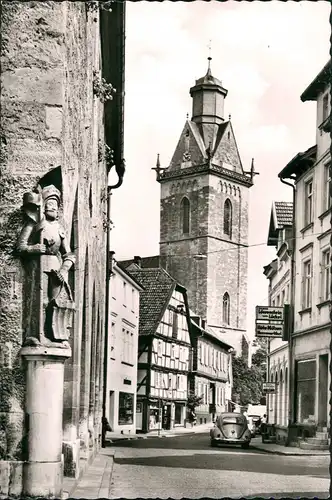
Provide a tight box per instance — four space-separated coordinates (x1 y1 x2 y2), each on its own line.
155 59 256 354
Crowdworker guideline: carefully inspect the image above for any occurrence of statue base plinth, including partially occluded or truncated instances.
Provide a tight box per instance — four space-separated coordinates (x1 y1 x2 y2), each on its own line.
20 345 71 498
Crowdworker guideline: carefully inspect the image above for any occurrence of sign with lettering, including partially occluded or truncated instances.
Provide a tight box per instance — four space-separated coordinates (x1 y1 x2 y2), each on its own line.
255 322 284 337
263 382 276 393
256 306 284 322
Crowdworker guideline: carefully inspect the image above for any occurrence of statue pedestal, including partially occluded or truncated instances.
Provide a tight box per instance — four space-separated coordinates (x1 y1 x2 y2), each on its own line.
20 345 71 498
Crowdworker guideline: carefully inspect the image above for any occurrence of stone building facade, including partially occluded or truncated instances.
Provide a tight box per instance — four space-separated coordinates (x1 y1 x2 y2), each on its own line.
155 60 255 355
263 201 293 443
106 261 143 435
0 1 125 495
278 60 331 444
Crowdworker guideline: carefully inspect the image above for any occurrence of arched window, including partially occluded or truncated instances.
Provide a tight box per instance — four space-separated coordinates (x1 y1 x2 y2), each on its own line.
224 199 232 238
222 292 230 325
180 197 190 234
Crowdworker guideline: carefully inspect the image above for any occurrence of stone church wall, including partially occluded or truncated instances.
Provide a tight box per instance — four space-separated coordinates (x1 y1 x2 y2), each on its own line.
0 1 107 492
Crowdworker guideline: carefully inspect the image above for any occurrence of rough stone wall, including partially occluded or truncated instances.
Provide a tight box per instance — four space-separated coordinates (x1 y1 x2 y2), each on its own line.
159 171 250 353
160 174 209 317
0 1 107 490
207 177 249 340
213 122 242 173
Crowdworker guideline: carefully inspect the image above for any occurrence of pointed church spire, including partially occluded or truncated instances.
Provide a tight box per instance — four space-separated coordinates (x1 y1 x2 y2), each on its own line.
151 153 166 180
206 40 212 79
190 46 228 126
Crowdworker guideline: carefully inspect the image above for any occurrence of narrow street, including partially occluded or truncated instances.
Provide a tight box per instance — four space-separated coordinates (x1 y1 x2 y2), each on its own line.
71 433 329 499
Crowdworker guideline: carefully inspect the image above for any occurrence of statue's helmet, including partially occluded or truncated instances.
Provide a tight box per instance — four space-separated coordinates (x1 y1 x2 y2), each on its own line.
22 191 41 207
42 185 61 205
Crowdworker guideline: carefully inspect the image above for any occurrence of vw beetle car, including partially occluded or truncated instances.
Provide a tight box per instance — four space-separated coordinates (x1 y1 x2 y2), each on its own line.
210 412 251 448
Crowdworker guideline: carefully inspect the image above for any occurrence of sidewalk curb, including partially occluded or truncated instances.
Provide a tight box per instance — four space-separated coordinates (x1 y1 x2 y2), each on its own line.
106 429 210 444
250 445 329 457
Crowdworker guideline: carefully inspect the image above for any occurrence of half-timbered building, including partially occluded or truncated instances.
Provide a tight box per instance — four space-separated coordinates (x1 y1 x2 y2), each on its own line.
122 260 192 433
189 315 234 424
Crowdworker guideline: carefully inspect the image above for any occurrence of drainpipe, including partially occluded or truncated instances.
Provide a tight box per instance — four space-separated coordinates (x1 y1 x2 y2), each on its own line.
279 175 296 443
101 188 114 448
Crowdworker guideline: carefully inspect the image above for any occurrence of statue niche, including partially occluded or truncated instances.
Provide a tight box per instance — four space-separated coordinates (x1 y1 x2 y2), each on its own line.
16 185 75 348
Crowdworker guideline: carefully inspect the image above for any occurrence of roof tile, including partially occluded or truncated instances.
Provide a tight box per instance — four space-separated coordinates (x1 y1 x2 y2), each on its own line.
125 267 175 336
274 201 293 228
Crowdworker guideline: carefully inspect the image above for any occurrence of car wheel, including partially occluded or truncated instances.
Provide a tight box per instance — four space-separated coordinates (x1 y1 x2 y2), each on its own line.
210 439 217 447
241 442 250 449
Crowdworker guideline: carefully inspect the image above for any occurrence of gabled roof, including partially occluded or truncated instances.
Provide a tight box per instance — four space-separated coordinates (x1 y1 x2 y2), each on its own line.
191 318 233 351
125 267 176 337
267 201 293 246
301 60 331 102
274 202 293 228
263 259 278 278
278 145 317 180
114 262 145 290
120 255 160 270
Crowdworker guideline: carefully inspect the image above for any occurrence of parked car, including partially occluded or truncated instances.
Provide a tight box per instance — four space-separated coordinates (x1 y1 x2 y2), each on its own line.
210 412 251 449
248 414 262 435
246 415 257 437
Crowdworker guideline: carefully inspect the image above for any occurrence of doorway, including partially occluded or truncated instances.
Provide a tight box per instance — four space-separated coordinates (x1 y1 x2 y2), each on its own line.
318 354 328 429
109 391 115 430
136 400 143 431
162 404 171 430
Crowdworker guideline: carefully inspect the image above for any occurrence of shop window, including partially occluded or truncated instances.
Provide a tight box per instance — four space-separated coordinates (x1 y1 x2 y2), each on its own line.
295 359 316 423
118 392 134 425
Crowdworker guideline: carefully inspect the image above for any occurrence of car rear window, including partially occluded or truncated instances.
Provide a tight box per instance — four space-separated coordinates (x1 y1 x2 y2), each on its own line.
222 416 244 424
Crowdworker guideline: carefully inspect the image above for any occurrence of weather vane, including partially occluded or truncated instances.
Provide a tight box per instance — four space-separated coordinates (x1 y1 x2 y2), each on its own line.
207 39 212 71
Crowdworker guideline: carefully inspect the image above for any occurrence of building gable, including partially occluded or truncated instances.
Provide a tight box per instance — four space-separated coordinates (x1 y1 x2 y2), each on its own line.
155 287 191 345
212 121 244 174
169 120 206 171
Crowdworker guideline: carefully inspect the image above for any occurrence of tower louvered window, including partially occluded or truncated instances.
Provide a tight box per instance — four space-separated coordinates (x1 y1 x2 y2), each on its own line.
181 197 190 234
223 292 230 325
223 199 232 238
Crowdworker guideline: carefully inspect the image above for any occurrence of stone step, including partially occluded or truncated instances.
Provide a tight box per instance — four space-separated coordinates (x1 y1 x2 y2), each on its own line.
299 441 329 451
305 437 329 445
315 432 329 440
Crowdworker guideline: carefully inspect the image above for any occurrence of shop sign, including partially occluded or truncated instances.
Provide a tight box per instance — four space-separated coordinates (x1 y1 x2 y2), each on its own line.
256 306 284 322
255 322 283 337
263 382 276 393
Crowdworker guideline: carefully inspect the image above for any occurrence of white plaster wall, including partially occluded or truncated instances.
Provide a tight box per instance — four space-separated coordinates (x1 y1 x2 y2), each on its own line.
106 265 141 434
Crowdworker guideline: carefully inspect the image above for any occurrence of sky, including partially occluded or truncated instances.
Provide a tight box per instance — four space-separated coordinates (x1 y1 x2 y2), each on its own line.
109 0 331 341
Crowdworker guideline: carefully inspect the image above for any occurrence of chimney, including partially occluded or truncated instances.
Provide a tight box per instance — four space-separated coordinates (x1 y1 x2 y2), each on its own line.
191 315 201 327
201 319 206 330
133 255 142 268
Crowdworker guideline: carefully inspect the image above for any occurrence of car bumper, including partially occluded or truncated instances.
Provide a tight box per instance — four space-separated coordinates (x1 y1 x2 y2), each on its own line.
211 437 251 444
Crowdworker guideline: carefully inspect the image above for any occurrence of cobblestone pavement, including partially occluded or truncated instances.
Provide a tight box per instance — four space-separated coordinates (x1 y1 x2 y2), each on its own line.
69 433 329 499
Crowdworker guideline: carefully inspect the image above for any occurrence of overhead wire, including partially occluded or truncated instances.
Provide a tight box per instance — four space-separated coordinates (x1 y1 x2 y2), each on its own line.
161 230 329 258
